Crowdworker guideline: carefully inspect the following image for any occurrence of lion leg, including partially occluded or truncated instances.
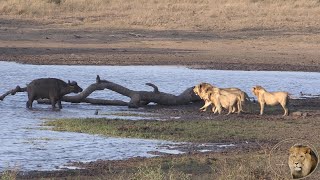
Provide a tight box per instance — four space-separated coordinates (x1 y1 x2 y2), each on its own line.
214 105 222 114
226 105 232 115
239 100 243 113
231 106 236 113
280 103 289 116
237 100 241 114
199 100 211 112
259 102 265 115
211 106 216 113
199 107 207 111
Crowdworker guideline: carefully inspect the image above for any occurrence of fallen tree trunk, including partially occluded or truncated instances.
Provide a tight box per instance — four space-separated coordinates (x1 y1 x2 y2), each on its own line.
0 86 26 101
93 75 201 107
1 75 201 108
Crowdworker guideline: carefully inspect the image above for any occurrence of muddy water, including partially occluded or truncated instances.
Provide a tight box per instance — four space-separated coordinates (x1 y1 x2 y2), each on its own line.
0 61 319 172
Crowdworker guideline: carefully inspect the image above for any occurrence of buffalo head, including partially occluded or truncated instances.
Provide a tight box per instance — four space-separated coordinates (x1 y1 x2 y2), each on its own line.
68 80 83 93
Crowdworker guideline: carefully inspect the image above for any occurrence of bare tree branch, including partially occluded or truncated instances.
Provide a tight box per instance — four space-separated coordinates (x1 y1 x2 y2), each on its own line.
0 86 26 101
1 75 201 108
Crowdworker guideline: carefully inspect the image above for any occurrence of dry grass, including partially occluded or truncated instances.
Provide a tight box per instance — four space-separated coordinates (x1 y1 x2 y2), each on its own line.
1 0 320 31
0 170 18 180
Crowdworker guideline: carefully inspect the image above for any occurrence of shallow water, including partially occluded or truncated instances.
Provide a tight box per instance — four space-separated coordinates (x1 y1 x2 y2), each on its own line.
0 61 319 172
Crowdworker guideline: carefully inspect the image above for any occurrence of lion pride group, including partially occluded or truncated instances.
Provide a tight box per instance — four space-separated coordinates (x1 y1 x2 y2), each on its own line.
193 83 289 116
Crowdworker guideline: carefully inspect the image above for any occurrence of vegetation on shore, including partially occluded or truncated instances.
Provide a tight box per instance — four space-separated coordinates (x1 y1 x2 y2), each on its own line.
96 151 278 180
21 116 318 179
1 150 279 179
1 115 314 179
1 0 320 31
45 117 320 144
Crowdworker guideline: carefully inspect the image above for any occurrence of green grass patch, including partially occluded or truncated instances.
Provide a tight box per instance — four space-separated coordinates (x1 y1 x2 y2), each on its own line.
100 112 156 117
44 118 319 143
1 170 18 180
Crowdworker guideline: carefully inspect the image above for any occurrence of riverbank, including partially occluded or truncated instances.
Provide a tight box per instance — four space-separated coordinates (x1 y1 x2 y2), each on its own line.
1 26 319 72
9 98 320 179
0 18 320 72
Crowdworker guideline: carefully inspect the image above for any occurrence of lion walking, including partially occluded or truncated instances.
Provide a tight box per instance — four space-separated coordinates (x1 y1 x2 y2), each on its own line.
252 85 289 116
206 88 241 115
193 83 246 115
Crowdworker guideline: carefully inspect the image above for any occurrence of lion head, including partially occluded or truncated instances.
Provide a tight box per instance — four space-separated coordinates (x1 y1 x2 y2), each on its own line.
288 145 318 179
251 85 265 97
193 83 213 100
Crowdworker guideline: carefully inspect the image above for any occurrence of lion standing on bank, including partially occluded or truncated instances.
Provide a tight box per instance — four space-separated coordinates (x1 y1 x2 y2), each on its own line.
193 82 249 113
251 85 289 116
206 87 241 115
288 144 318 179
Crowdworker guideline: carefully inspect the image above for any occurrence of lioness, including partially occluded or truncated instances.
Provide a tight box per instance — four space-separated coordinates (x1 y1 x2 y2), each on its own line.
206 88 241 115
288 144 318 179
252 85 289 116
224 88 250 112
193 83 248 112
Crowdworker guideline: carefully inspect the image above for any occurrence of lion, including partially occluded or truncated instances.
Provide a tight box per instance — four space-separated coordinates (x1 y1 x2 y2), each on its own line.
193 83 248 113
251 85 289 116
221 87 250 112
193 83 215 112
288 144 318 179
206 87 241 115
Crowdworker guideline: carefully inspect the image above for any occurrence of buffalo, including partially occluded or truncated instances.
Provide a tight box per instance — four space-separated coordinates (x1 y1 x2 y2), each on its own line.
26 78 83 110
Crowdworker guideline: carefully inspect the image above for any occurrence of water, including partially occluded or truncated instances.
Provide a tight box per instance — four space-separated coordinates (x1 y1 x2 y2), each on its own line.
0 61 319 172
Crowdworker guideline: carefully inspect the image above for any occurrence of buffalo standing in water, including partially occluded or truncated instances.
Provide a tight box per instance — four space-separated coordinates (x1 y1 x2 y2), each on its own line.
26 78 83 110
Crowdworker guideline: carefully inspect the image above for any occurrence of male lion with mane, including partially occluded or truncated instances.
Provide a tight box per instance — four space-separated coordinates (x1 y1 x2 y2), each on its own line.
252 85 289 116
288 144 318 179
193 83 214 112
193 82 248 113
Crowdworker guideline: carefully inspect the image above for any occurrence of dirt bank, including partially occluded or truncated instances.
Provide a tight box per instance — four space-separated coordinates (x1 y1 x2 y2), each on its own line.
1 18 320 72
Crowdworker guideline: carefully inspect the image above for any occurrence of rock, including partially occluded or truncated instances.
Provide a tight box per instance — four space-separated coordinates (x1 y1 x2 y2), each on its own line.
292 111 302 116
292 111 308 118
302 112 308 118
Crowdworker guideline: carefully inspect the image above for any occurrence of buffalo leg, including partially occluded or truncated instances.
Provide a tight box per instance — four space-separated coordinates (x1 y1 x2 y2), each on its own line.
50 98 57 110
26 95 34 109
57 100 62 109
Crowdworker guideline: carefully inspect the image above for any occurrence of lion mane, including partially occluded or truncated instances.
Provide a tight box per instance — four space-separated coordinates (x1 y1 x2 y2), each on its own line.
193 83 214 112
288 144 318 179
193 83 245 114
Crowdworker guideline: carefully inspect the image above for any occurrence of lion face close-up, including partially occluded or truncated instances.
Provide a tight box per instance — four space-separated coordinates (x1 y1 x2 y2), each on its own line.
288 145 318 179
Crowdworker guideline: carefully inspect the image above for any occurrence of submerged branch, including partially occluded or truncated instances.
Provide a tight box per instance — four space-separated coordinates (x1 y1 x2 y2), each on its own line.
0 86 26 101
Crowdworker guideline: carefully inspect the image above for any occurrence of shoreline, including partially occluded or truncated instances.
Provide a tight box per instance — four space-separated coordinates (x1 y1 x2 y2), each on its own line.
10 98 320 179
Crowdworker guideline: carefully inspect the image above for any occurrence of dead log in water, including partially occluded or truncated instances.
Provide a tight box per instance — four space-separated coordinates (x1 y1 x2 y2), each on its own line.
0 86 27 101
4 75 200 108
